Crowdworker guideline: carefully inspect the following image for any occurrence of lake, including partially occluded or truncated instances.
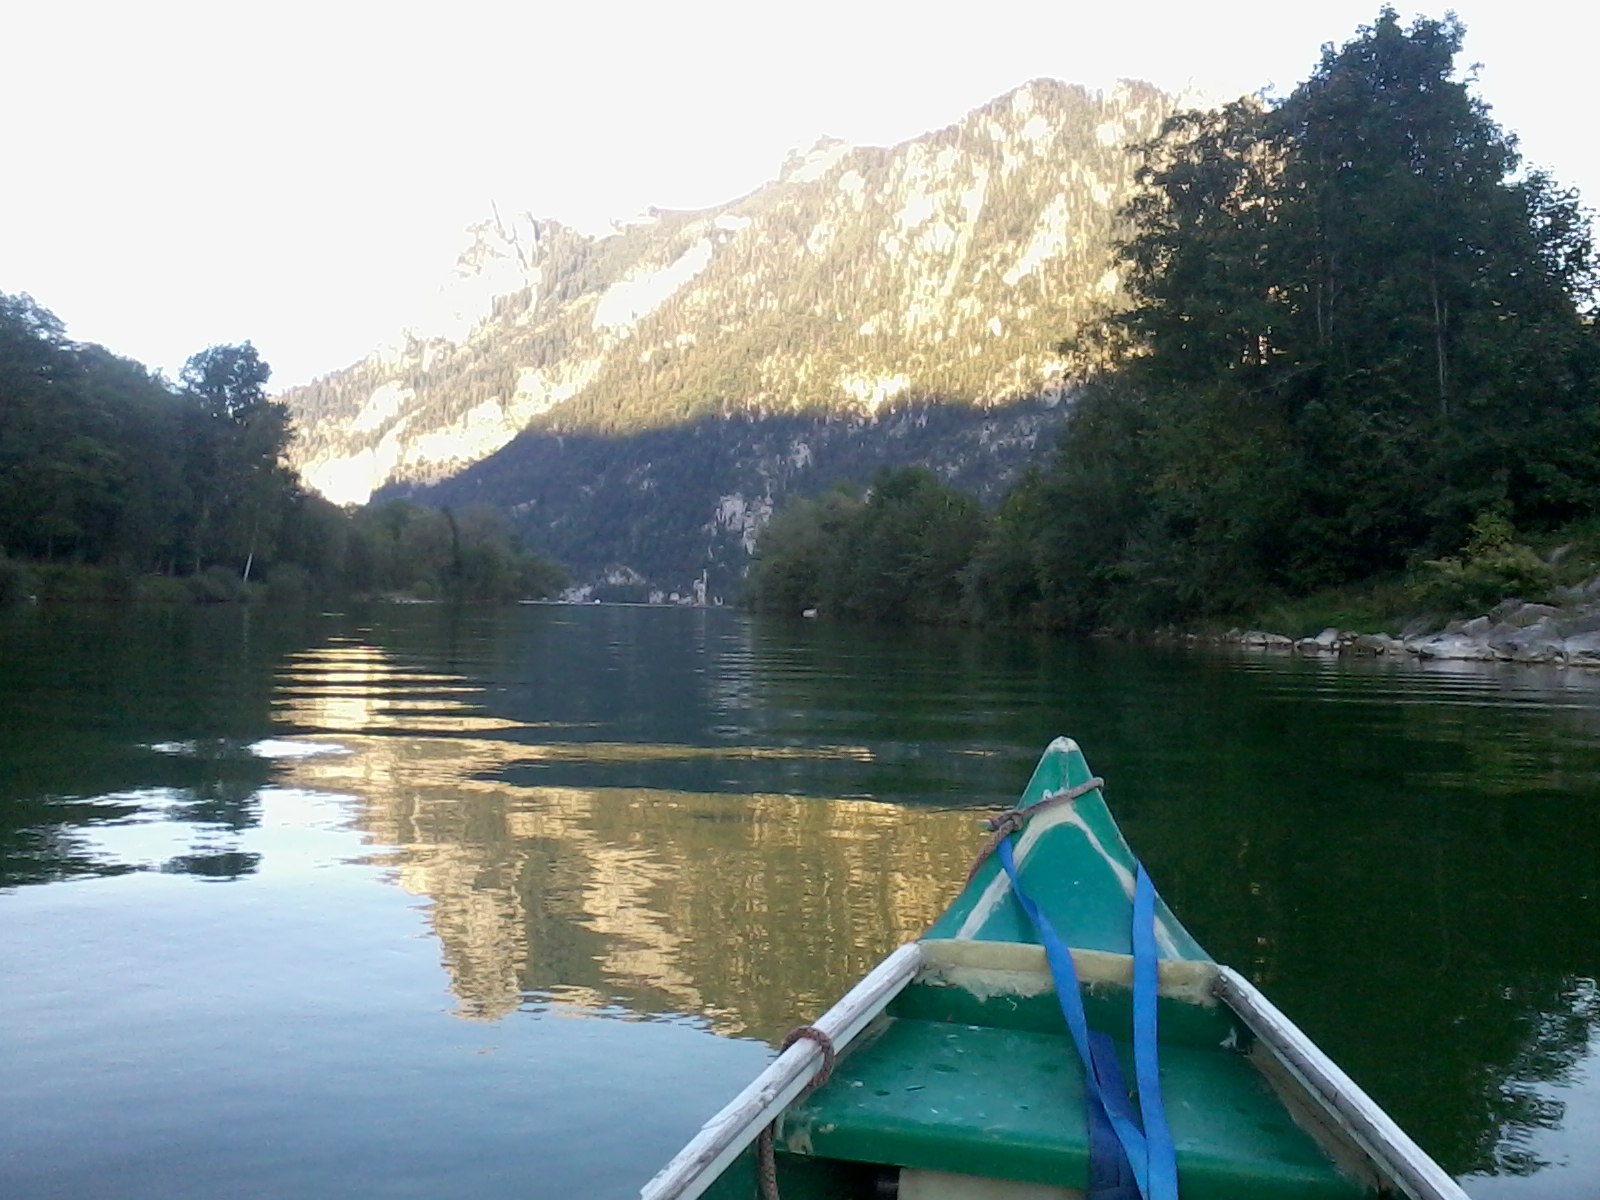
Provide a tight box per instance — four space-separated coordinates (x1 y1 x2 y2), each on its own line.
1 601 1596 1199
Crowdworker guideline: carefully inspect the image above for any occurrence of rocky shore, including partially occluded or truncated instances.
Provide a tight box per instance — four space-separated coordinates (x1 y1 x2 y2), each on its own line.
1202 578 1600 666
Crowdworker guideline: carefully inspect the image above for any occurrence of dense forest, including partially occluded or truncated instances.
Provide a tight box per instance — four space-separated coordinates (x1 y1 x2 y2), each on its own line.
0 293 565 604
748 11 1600 630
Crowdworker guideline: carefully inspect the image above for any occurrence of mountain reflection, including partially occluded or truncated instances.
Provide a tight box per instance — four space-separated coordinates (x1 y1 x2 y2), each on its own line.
275 728 970 1028
272 642 971 1031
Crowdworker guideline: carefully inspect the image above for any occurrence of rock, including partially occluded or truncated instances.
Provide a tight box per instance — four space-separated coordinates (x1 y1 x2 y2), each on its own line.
1509 625 1565 663
1410 633 1498 660
1400 616 1438 640
1314 627 1341 649
1556 611 1600 637
1347 633 1403 655
1503 602 1562 627
1562 632 1600 666
1486 621 1524 655
1294 637 1322 652
1484 617 1565 662
1240 630 1293 649
1488 598 1526 623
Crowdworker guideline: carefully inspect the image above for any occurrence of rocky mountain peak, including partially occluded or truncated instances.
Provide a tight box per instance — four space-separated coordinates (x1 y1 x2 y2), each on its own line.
279 78 1176 594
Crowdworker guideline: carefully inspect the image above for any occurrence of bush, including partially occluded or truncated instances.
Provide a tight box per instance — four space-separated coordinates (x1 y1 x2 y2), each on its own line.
0 550 33 604
1409 513 1556 616
746 469 986 624
265 562 313 604
186 565 251 604
132 575 196 604
30 564 115 602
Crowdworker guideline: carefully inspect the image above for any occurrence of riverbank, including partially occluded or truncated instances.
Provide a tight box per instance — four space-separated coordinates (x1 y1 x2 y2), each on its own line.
0 562 262 605
1175 578 1600 666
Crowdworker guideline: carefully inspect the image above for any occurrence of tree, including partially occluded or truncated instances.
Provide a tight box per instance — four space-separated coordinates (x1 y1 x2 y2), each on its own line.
178 343 294 577
747 470 986 623
180 342 271 421
1034 8 1600 624
0 294 185 568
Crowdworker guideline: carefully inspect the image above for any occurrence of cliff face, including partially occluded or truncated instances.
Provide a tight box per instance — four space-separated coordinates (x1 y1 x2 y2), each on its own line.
281 79 1174 592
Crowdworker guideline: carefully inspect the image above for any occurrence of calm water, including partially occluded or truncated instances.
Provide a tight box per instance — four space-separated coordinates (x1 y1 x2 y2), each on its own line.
1 603 1597 1199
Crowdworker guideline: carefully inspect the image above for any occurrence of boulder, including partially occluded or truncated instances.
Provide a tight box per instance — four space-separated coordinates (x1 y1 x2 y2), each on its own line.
1561 632 1600 666
1485 622 1521 654
1503 602 1562 627
1488 598 1526 623
1347 633 1403 656
1482 617 1564 662
1410 633 1498 660
1314 627 1341 649
1556 610 1600 637
1241 630 1294 649
1400 616 1439 640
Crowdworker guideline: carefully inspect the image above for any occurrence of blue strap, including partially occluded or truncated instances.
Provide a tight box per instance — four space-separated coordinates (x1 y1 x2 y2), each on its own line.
993 836 1180 1200
994 838 1150 1196
1086 1033 1140 1200
1133 864 1179 1200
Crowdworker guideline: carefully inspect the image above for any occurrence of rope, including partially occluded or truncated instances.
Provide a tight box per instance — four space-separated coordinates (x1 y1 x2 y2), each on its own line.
965 776 1104 883
756 1025 836 1200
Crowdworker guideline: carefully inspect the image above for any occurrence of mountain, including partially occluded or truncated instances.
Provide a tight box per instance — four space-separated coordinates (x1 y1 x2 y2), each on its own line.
281 78 1176 596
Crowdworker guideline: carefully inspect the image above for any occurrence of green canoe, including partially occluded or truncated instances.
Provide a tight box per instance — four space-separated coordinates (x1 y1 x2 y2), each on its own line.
643 738 1467 1200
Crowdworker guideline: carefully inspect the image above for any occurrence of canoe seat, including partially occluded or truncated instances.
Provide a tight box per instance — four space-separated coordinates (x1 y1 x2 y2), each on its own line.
780 1016 1370 1200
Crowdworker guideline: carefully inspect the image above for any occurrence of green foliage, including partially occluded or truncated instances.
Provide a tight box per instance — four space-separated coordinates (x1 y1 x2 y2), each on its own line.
745 486 864 614
1231 577 1416 639
186 565 253 604
342 500 567 602
0 550 33 603
1410 513 1556 615
0 294 570 606
29 564 137 603
747 469 986 623
180 342 271 419
1004 9 1600 628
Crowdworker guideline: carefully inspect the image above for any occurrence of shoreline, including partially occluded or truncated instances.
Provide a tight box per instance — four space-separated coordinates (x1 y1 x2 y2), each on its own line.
1154 591 1600 668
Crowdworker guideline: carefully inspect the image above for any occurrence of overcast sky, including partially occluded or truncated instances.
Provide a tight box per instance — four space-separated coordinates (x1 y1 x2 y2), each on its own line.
3 0 1594 390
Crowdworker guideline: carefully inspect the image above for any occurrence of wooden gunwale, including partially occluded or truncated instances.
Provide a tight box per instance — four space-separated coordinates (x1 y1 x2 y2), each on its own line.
642 943 1469 1200
1214 966 1470 1200
640 942 923 1200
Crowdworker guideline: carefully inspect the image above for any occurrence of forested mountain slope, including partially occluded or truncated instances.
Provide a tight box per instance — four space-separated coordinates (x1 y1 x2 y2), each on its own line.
281 79 1175 592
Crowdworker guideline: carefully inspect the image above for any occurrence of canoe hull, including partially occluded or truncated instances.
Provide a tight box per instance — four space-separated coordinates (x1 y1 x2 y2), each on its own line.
644 740 1467 1200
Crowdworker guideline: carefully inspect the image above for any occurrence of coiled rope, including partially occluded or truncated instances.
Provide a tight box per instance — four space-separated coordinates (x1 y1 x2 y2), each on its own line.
965 776 1105 883
756 1025 836 1200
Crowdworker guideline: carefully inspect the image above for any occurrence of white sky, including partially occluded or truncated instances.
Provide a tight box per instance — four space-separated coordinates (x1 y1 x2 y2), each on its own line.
2 0 1595 390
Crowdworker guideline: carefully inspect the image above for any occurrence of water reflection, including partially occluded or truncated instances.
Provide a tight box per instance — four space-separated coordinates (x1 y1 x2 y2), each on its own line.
272 638 971 1029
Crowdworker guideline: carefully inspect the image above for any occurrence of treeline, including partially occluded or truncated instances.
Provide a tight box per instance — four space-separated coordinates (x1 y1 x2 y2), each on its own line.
749 11 1600 629
0 292 565 604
